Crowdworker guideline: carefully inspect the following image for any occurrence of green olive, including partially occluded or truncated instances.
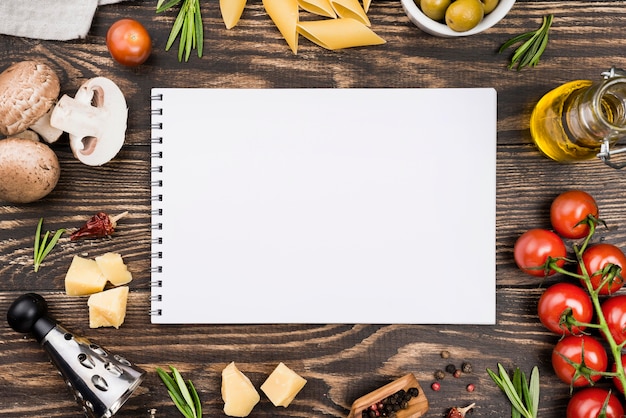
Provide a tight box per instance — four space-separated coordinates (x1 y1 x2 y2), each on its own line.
420 0 452 21
481 0 499 14
445 0 484 32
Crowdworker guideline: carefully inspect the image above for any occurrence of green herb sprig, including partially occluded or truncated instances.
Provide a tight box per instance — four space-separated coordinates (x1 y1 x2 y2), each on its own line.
156 0 204 62
487 364 540 418
156 366 202 418
499 14 553 71
33 218 65 272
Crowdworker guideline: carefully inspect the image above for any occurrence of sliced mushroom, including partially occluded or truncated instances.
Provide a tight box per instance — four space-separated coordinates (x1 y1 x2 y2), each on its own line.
0 61 63 143
50 77 128 166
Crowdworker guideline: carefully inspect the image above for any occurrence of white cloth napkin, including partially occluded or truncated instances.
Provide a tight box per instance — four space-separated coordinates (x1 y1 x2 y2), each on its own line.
0 0 127 41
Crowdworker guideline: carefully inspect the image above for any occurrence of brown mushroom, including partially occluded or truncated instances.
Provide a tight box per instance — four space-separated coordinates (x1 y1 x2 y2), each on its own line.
0 61 63 143
50 77 128 166
0 137 61 204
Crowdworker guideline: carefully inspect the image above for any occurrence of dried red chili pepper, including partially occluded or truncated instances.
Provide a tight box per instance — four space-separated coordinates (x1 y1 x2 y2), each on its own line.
70 211 128 240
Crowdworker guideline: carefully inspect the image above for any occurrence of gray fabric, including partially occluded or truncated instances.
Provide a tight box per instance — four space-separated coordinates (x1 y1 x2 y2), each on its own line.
0 0 125 41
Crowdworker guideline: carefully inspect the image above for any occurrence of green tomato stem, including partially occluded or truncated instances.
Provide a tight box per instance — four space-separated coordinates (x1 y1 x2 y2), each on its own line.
545 219 626 392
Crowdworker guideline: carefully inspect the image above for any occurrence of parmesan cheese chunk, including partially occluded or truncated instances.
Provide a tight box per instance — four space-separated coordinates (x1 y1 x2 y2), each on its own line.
64 255 107 296
95 252 133 286
260 362 307 407
87 286 129 328
221 362 260 417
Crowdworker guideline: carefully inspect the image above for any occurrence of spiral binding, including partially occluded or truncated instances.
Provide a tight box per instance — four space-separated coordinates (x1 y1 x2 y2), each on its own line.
151 92 164 317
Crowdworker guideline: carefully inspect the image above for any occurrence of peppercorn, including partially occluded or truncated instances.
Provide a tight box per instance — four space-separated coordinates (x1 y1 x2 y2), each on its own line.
441 350 451 359
362 387 420 417
453 369 462 378
466 383 475 392
445 364 457 374
434 369 446 380
462 362 473 373
431 381 441 391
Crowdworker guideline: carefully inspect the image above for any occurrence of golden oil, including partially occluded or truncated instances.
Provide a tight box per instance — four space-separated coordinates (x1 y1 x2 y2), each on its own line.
530 77 626 163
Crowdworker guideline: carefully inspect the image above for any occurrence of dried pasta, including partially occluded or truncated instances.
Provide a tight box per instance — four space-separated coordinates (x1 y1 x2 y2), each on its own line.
263 0 299 54
297 18 385 50
330 0 370 26
220 0 248 29
362 0 371 13
298 0 337 18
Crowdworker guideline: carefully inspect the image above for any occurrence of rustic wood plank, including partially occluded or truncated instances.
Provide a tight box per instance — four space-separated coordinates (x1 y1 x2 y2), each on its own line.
1 0 626 416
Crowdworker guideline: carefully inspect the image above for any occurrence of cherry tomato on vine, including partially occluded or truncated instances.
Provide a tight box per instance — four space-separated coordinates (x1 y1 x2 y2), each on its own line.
578 244 626 295
538 283 593 335
566 387 624 418
550 190 598 239
106 18 152 66
601 295 626 346
552 335 608 387
514 229 567 277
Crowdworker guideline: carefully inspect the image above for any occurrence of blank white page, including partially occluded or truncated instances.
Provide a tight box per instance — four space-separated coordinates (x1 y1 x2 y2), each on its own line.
150 88 496 324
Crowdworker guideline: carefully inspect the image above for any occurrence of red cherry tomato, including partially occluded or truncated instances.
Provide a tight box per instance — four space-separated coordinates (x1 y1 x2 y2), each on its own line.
552 335 607 387
514 229 567 277
611 353 626 394
566 387 624 418
601 295 626 346
550 190 598 239
538 283 593 335
578 244 626 295
106 18 152 66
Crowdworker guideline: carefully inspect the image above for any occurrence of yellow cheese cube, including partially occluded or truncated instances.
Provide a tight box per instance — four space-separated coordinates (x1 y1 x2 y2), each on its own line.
260 362 307 407
95 252 132 286
221 362 260 417
87 286 129 328
64 255 107 296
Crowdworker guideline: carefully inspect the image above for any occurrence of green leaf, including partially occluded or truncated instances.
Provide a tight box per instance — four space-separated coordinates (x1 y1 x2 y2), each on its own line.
188 380 202 417
488 364 534 418
158 0 203 61
33 219 64 272
170 366 196 417
500 14 553 70
157 367 201 418
528 366 540 418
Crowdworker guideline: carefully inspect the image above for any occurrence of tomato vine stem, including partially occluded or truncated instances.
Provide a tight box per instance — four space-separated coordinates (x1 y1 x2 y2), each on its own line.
543 218 626 393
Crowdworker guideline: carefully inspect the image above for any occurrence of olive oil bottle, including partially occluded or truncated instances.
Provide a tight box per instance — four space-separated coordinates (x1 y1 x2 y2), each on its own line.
530 71 626 163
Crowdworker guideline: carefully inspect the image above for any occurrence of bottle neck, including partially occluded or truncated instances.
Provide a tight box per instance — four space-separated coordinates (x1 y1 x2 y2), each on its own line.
570 77 626 145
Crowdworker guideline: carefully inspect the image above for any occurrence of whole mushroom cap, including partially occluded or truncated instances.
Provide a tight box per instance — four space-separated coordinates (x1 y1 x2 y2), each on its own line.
0 61 60 136
0 137 61 204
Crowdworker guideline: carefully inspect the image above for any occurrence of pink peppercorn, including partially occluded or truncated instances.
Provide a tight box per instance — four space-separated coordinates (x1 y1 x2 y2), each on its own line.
431 382 441 391
466 383 475 392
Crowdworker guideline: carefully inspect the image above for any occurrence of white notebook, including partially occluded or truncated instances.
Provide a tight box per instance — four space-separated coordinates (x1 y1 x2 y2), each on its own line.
150 88 496 324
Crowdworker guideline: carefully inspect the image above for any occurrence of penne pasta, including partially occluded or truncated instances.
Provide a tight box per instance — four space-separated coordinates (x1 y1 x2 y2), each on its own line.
263 0 300 54
220 0 248 29
297 18 385 50
362 0 371 13
298 0 337 18
330 0 370 26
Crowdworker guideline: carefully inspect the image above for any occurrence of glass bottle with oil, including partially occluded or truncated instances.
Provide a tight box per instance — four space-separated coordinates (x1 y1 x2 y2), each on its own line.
530 68 626 165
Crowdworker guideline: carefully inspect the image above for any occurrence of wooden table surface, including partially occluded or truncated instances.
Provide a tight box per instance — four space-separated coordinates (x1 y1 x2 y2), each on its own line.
1 0 626 416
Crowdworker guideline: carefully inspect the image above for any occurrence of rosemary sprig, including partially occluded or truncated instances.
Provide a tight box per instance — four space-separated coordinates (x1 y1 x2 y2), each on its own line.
487 363 540 418
156 0 204 62
156 366 202 418
33 218 65 272
499 14 553 71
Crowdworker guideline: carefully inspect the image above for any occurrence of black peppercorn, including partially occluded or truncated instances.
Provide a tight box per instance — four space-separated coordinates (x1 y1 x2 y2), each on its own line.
462 362 473 373
445 364 456 374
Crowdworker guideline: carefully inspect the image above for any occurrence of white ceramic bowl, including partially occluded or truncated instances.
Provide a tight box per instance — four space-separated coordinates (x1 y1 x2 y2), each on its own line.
401 0 516 37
